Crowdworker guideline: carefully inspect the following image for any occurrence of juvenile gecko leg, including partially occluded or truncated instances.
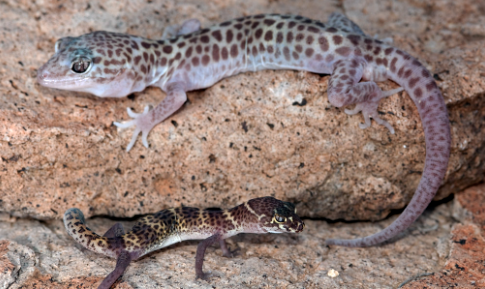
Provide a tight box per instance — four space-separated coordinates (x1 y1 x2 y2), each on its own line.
327 59 403 133
195 234 222 280
98 251 132 289
219 239 238 258
103 223 125 238
114 83 187 151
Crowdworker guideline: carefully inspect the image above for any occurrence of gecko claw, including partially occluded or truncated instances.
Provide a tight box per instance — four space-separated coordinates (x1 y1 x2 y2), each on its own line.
114 105 153 151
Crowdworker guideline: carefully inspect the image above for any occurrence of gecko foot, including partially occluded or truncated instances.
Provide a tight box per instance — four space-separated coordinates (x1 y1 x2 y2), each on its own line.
113 105 153 152
196 272 213 281
344 87 403 134
222 247 240 258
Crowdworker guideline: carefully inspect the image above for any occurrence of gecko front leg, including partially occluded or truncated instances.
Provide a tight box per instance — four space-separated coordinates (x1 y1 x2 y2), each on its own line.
114 82 187 151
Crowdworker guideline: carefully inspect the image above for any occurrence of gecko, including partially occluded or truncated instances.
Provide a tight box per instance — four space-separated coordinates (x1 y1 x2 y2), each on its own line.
39 13 451 247
63 197 304 289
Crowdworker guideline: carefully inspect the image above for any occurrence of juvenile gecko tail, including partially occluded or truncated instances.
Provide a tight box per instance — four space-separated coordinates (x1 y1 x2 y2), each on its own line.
63 208 120 258
326 49 451 247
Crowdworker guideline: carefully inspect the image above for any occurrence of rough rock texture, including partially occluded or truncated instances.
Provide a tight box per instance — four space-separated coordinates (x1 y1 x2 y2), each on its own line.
0 0 483 221
401 184 485 288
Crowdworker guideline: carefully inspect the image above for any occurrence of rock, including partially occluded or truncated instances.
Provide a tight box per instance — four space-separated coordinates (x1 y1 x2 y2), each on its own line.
0 193 460 288
401 184 485 288
1 0 484 222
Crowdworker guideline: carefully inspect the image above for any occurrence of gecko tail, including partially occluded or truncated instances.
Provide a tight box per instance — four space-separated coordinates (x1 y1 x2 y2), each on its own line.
63 208 120 258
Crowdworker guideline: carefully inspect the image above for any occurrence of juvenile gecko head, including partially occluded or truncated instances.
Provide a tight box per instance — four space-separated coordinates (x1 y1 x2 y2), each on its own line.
246 197 305 233
37 31 136 97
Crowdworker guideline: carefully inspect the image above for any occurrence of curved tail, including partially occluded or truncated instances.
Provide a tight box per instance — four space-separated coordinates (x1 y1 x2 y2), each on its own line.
63 208 120 258
326 49 451 247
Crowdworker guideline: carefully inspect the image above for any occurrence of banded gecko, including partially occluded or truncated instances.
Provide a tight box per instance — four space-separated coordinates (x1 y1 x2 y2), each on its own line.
64 197 304 288
39 13 451 247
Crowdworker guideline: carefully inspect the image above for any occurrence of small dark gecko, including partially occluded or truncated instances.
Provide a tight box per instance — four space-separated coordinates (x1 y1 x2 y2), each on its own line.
64 197 304 289
41 13 451 248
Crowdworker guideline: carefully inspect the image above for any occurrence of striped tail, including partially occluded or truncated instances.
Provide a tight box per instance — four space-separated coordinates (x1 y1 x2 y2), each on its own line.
63 208 120 258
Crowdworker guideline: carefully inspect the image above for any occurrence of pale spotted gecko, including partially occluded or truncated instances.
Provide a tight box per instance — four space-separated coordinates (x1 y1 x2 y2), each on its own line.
64 197 304 288
38 13 451 247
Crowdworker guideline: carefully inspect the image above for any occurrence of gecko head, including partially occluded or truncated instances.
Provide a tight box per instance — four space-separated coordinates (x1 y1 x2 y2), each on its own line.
247 197 305 234
37 32 133 97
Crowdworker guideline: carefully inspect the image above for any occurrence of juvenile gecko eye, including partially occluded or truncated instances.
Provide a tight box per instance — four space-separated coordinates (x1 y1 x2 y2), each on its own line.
275 215 286 222
71 57 91 73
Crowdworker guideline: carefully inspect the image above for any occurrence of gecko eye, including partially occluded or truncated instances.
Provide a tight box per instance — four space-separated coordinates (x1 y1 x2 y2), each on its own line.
275 215 286 223
71 57 91 73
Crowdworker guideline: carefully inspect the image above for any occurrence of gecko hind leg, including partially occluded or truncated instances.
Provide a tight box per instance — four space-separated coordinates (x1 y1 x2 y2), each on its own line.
103 223 125 238
327 12 365 35
219 239 239 258
327 59 403 134
343 87 404 132
195 234 222 280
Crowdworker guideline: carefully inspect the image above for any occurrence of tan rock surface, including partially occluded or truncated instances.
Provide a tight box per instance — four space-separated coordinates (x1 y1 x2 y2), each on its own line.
401 184 485 288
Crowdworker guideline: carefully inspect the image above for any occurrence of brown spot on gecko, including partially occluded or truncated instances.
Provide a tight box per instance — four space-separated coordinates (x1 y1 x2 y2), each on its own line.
283 47 291 61
307 26 319 33
212 44 220 62
185 47 193 58
212 31 223 42
276 22 284 29
385 47 394 55
333 35 343 45
221 47 229 60
276 32 283 43
288 21 297 29
134 56 142 65
295 33 304 42
414 87 423 98
319 37 329 51
163 46 173 54
347 35 361 46
234 23 243 30
390 57 397 72
196 45 202 54
336 47 351 56
200 35 210 43
306 35 314 45
263 19 276 26
292 51 299 60
264 31 273 41
226 30 234 43
305 48 314 57
191 56 199 66
230 44 238 58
